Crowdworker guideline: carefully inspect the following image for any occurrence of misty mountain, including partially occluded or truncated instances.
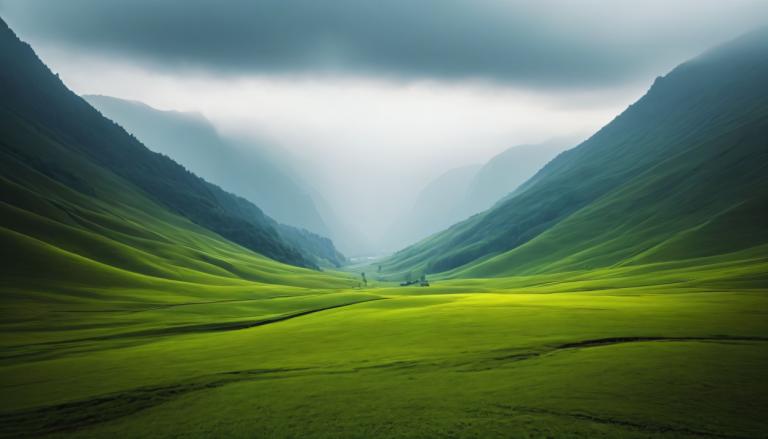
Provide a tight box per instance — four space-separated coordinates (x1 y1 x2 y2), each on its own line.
382 28 768 278
463 140 571 214
387 165 481 251
388 141 569 251
83 95 331 238
0 19 344 270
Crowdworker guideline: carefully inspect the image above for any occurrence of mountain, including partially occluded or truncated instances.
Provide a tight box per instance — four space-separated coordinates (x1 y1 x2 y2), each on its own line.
0 18 344 272
82 95 331 238
386 164 481 251
463 140 571 214
308 189 374 257
387 141 569 252
381 28 768 278
276 225 345 268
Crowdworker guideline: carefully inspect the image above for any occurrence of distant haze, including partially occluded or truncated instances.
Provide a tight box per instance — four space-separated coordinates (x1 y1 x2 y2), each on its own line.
2 0 766 254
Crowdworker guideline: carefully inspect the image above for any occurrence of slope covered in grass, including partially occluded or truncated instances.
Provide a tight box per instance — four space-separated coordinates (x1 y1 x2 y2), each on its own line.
382 29 768 279
83 96 346 267
0 16 356 311
0 18 350 269
0 105 353 285
84 95 332 238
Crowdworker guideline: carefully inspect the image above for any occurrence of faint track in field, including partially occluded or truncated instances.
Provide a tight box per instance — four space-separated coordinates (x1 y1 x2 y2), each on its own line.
461 335 768 370
2 334 767 437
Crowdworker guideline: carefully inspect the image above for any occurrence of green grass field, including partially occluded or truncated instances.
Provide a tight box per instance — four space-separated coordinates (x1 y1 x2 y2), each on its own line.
2 16 768 438
2 253 767 438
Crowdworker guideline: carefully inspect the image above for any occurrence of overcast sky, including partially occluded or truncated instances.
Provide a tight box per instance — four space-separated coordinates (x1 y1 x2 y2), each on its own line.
2 0 766 252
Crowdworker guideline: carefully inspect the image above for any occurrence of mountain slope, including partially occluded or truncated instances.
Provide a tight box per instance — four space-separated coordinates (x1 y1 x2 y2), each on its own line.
0 18 342 271
386 164 481 251
382 29 768 278
387 141 569 252
84 96 345 267
463 140 571 215
0 115 346 289
83 95 331 238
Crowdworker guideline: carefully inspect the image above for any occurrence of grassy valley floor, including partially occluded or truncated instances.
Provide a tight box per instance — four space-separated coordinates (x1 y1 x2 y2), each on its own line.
1 254 767 438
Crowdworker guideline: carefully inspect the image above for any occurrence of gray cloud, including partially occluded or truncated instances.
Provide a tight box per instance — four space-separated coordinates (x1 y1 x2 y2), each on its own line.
1 0 767 87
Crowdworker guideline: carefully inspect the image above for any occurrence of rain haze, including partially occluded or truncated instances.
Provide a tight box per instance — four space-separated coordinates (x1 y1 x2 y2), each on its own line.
3 0 766 254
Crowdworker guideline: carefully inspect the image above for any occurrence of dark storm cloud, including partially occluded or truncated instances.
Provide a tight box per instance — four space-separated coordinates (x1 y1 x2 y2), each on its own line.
1 0 766 86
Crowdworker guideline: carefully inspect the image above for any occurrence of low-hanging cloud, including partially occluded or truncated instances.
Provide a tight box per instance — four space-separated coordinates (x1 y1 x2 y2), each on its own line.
2 0 767 87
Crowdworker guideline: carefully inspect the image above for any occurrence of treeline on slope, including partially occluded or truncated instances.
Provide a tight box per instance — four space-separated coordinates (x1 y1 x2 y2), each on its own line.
0 18 344 269
381 27 768 278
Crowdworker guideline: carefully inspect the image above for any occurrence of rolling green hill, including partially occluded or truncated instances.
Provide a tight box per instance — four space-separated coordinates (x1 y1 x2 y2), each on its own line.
382 28 768 279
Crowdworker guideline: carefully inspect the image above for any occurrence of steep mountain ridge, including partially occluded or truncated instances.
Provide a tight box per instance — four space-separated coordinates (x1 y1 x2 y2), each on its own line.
382 28 768 278
0 18 344 270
